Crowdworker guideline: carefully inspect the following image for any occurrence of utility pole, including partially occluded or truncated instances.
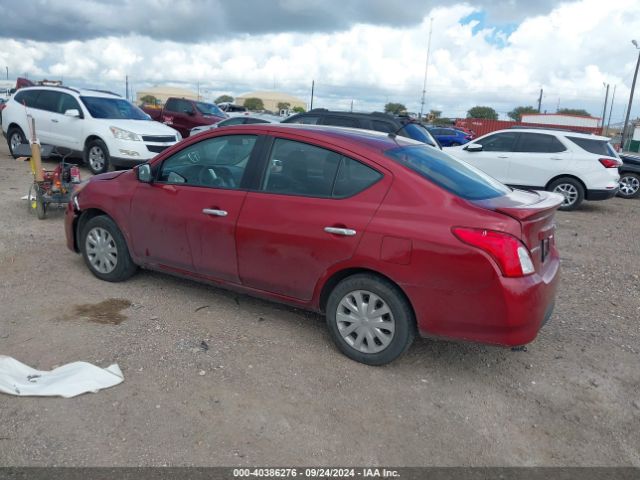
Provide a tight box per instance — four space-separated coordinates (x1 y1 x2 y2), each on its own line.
601 83 610 134
606 85 616 135
621 40 640 151
537 88 543 113
419 17 433 120
5 66 7 80
350 99 353 112
310 80 315 110
125 75 129 101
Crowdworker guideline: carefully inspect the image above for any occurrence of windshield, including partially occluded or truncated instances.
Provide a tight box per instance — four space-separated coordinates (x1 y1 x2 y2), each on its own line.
385 145 511 200
195 101 225 117
80 96 148 120
399 123 439 147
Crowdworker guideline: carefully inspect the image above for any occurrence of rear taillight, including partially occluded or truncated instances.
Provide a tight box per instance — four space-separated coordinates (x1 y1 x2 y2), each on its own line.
452 227 535 277
599 158 622 168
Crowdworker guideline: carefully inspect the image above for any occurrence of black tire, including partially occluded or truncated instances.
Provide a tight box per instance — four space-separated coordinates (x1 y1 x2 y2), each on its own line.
84 139 110 175
80 215 137 282
450 141 461 146
547 177 585 211
7 127 27 159
617 172 640 199
35 187 46 220
326 273 416 365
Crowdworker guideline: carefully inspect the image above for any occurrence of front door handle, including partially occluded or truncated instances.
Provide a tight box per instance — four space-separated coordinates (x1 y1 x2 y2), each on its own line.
497 155 509 159
51 119 59 123
202 208 228 217
324 227 356 236
550 157 563 160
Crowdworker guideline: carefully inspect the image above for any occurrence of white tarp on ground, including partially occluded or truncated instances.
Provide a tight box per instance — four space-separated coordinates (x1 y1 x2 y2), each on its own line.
0 355 123 398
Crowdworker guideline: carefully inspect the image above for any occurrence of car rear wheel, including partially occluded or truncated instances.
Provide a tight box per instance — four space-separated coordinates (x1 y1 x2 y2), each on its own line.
326 273 415 365
548 178 584 211
7 127 27 158
81 215 137 282
618 172 640 199
84 139 110 175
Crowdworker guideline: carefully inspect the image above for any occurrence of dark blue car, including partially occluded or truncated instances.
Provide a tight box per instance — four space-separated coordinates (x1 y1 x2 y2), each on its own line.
427 127 472 147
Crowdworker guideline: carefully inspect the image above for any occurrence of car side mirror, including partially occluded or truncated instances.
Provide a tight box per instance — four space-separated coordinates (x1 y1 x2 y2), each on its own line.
137 164 153 183
64 109 81 117
465 143 483 152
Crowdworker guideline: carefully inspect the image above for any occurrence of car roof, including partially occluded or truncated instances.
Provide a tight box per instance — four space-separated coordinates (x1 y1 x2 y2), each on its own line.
16 85 121 99
505 128 610 141
221 123 421 152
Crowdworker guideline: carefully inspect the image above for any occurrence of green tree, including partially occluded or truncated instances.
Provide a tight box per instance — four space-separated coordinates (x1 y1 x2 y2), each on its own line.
384 102 407 115
467 106 498 120
140 94 159 105
214 94 234 104
243 97 264 111
277 102 291 111
292 106 306 114
557 108 591 117
507 105 538 122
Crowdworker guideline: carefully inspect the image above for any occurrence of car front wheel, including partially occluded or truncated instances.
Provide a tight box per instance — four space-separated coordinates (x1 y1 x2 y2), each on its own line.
326 274 415 365
81 215 137 282
618 172 640 199
548 178 585 211
7 127 27 158
84 139 110 174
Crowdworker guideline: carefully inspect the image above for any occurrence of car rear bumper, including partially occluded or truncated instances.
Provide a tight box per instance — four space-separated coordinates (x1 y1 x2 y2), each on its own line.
585 188 618 201
406 256 560 347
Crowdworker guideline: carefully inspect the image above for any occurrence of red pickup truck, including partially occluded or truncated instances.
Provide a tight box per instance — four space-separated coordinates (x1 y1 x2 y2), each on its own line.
141 97 227 138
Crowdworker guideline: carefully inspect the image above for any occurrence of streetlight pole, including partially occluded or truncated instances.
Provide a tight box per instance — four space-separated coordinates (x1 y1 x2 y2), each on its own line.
601 83 609 135
5 66 7 80
621 40 640 151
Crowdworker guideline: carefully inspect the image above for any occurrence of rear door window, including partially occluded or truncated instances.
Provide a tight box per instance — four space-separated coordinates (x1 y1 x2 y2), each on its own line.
567 136 617 156
515 133 566 153
57 93 81 114
385 145 510 200
14 90 40 107
474 132 519 152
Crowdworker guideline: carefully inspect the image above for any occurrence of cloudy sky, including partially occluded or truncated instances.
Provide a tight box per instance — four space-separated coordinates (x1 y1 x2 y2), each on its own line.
1 0 639 121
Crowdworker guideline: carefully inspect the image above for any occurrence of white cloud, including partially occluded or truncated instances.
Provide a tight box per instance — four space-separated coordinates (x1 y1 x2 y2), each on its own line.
2 0 639 121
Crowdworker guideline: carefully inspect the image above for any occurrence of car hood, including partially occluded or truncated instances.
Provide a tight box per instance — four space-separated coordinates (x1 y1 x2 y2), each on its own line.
92 170 128 181
93 119 179 136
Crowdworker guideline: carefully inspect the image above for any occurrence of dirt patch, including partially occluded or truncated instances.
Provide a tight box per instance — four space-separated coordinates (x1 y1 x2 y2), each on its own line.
69 298 132 324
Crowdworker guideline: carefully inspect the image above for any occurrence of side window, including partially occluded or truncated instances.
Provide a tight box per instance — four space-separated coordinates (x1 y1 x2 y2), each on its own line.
158 135 256 189
371 120 395 134
33 91 60 112
333 158 382 197
474 132 519 152
221 117 245 126
515 133 566 153
245 118 269 124
262 139 341 197
321 116 358 128
57 93 81 114
176 99 193 114
164 98 178 112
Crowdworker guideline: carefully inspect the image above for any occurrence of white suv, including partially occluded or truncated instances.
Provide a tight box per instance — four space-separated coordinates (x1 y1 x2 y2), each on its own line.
2 86 180 174
446 128 620 210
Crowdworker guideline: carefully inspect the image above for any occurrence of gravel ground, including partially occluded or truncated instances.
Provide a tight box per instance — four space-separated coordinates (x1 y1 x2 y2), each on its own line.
0 141 638 467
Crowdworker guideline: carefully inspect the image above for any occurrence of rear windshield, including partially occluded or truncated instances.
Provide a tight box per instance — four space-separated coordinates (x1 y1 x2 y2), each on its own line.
567 136 617 156
195 101 225 117
399 123 438 147
80 96 148 120
385 145 510 200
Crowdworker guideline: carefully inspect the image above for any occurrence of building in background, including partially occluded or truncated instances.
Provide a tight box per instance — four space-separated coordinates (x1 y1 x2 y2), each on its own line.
235 91 305 112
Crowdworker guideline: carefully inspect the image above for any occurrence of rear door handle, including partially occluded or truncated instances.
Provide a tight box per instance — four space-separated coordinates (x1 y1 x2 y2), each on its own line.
51 119 59 123
497 155 509 159
550 157 563 160
324 227 356 236
202 208 228 217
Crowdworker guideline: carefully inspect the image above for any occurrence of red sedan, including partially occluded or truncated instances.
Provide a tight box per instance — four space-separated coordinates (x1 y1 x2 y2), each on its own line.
65 124 562 365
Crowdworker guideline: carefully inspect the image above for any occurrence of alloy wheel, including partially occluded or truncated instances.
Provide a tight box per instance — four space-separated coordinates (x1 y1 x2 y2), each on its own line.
336 290 395 354
85 227 118 274
619 175 640 197
88 146 105 171
10 132 23 153
553 183 579 207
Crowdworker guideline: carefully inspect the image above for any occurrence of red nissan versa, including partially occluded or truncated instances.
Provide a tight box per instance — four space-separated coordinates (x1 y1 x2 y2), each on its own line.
65 124 563 365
